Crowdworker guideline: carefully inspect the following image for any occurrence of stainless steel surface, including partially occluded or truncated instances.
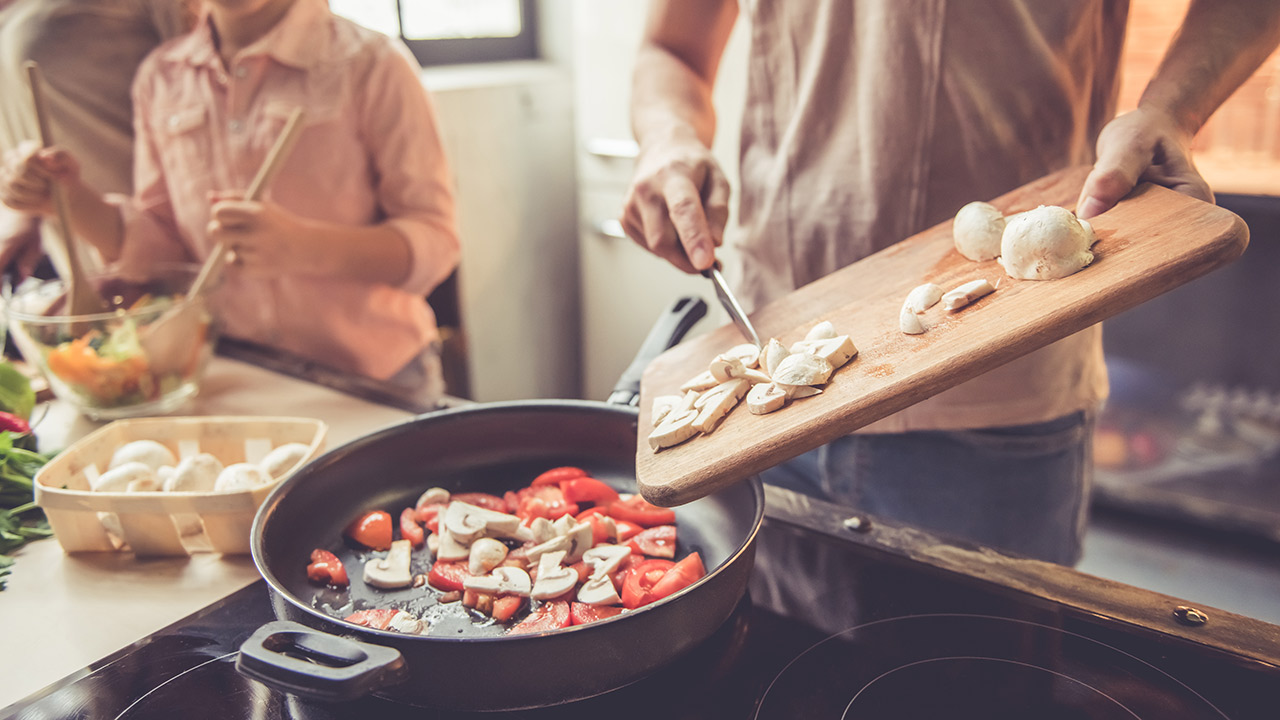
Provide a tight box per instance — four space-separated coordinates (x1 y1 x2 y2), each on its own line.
703 266 761 348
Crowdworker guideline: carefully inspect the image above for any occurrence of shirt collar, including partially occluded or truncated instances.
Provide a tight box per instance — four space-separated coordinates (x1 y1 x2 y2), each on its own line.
160 0 332 71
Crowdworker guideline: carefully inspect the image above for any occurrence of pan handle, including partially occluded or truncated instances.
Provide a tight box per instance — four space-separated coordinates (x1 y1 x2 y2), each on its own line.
236 620 408 702
607 296 707 407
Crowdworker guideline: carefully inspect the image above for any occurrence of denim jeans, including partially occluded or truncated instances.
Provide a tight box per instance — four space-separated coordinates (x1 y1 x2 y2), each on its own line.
759 411 1095 565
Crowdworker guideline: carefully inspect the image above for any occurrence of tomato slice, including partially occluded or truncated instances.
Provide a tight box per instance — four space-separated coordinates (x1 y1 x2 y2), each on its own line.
344 608 400 630
345 510 393 550
513 485 579 521
570 602 624 625
648 551 706 601
628 524 677 558
614 519 644 542
399 507 424 547
561 476 620 506
306 549 349 587
509 601 571 635
531 466 587 486
493 595 525 623
621 558 675 609
450 492 508 513
415 503 443 533
608 495 676 528
427 561 471 592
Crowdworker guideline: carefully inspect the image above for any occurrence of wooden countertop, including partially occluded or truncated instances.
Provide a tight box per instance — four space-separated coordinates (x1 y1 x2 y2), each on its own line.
0 356 415 709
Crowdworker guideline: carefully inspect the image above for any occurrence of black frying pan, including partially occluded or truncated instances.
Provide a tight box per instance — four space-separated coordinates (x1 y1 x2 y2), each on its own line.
237 298 765 712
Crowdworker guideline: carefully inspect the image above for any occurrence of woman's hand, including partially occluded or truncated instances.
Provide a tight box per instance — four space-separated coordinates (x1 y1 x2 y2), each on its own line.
0 141 82 216
621 135 730 274
1076 106 1212 220
207 193 320 277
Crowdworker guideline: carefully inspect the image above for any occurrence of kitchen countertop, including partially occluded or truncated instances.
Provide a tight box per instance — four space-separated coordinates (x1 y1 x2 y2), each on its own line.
0 356 415 709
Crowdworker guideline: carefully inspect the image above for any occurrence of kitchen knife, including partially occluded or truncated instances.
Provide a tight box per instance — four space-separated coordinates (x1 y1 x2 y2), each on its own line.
703 265 762 348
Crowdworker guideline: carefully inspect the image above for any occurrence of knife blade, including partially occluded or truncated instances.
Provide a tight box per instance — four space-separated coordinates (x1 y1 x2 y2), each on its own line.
702 266 762 348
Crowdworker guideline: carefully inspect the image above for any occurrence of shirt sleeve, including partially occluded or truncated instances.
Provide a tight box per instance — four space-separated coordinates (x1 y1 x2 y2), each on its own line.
109 56 197 276
357 39 460 297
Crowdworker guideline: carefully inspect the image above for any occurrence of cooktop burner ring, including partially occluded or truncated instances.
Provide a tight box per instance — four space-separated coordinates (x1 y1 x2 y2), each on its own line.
756 613 1228 719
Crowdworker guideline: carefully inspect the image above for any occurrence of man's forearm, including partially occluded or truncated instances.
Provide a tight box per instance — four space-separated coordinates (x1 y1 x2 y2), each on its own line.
62 180 124 260
1140 0 1280 136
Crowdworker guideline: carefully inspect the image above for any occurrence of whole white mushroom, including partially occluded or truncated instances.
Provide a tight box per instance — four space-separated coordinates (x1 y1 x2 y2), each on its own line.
952 201 1006 261
214 463 274 492
109 440 177 473
165 453 224 492
999 205 1096 280
259 442 312 479
93 461 156 493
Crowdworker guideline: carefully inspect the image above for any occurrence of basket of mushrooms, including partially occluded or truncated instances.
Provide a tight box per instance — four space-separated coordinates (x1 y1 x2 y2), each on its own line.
34 416 326 556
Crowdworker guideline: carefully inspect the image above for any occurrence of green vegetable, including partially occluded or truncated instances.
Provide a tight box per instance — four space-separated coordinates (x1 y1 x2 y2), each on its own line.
0 362 36 420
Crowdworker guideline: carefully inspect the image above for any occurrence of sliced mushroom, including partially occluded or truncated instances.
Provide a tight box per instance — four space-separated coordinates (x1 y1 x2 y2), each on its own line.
416 487 450 507
788 386 823 400
679 370 719 392
577 572 622 606
899 303 926 335
693 378 749 409
772 353 834 386
708 353 745 383
788 335 857 370
804 320 836 341
468 537 509 576
530 550 577 600
903 283 944 314
694 379 748 434
363 539 414 589
464 566 532 597
722 343 761 368
763 338 789 377
650 394 683 425
443 501 522 544
436 528 471 562
527 516 557 544
582 544 632 577
524 534 570 565
647 408 699 451
746 382 788 415
386 610 428 635
562 521 594 564
942 278 996 310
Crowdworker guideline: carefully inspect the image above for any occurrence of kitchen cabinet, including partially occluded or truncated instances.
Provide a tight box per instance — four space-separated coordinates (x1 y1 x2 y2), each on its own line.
570 1 751 400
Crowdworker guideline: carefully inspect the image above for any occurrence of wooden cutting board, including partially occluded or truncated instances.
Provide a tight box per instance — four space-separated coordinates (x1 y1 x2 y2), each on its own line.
635 166 1249 507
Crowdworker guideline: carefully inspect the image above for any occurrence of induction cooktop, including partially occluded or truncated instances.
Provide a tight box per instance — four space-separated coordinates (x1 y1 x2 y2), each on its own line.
6 486 1280 719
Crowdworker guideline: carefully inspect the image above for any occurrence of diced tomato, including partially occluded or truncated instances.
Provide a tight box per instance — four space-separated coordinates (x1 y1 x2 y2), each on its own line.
648 552 706 601
451 492 509 513
415 503 443 533
578 510 615 545
561 476 620 506
513 485 579 521
427 561 471 592
611 553 642 591
614 519 644 542
306 549 349 587
608 495 676 528
569 561 591 584
493 595 525 623
628 525 677 559
570 602 624 625
508 601 571 635
399 507 425 547
345 510 393 550
531 466 587 486
621 558 675 609
344 608 400 630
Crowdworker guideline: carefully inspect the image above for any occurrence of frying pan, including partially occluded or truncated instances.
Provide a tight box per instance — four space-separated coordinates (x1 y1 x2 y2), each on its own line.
237 298 765 712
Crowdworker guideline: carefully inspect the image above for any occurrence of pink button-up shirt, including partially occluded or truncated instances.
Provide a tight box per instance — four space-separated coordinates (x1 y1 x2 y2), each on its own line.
110 0 460 381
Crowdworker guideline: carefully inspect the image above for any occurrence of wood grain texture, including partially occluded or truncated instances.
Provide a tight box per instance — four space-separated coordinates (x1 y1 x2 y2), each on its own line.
635 166 1250 506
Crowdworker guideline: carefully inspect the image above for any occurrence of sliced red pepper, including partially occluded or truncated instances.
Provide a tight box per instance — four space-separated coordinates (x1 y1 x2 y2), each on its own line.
344 510 393 550
561 476 620 506
621 558 675 609
628 524 677 559
509 601 571 635
513 485 579 521
570 602 624 625
0 411 31 435
306 548 349 587
344 608 400 630
608 495 676 528
531 466 587 486
416 503 443 533
427 561 471 592
399 507 425 547
493 595 525 623
647 551 706 601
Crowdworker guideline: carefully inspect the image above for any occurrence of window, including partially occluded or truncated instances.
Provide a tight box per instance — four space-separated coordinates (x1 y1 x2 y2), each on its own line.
331 0 537 66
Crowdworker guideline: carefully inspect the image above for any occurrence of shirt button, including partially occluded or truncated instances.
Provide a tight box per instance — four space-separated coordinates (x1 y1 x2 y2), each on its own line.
234 66 248 79
229 119 242 132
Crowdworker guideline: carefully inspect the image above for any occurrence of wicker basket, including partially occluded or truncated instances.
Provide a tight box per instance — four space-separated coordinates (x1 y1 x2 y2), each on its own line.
34 416 327 556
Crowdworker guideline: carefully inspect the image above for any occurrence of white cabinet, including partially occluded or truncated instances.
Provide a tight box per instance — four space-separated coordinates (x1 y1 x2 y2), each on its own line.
571 1 750 400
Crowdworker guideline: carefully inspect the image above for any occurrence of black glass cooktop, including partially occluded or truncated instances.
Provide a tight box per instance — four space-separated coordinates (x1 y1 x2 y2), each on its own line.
6 486 1280 719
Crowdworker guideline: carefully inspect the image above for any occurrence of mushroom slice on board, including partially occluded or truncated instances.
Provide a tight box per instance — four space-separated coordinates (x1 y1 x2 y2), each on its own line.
722 342 761 368
902 283 944 314
650 394 683 425
364 539 414 589
531 550 578 600
708 353 746 383
693 378 750 434
746 382 788 415
679 370 719 392
763 338 790 377
772 352 834 386
942 278 996 310
788 335 858 370
648 408 700 451
804 320 837 341
899 303 927 335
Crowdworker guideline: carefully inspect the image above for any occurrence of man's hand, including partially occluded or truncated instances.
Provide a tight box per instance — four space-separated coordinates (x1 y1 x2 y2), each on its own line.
621 136 730 274
1077 106 1213 220
207 193 317 277
0 141 81 216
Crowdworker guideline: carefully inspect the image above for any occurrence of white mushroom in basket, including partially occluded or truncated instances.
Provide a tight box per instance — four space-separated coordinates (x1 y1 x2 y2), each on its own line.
259 442 312 479
363 539 415 589
213 463 273 492
164 453 223 492
92 461 156 493
109 440 177 473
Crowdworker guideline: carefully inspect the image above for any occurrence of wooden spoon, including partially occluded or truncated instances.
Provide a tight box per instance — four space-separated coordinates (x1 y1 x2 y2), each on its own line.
24 61 108 317
140 107 306 377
